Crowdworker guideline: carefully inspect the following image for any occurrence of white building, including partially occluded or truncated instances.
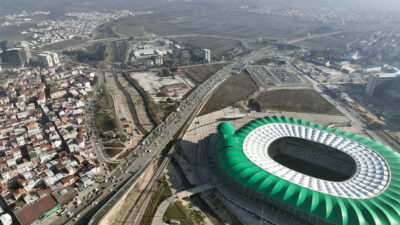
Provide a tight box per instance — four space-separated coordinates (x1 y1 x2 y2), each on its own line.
365 73 400 97
365 74 379 97
49 52 59 65
38 53 53 67
154 55 163 65
202 49 211 62
0 213 12 225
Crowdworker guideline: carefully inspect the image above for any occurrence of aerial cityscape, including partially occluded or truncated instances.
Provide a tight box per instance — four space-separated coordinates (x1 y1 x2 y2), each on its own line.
0 0 399 225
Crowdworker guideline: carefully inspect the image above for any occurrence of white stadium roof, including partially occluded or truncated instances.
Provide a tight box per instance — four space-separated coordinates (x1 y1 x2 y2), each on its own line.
242 123 390 199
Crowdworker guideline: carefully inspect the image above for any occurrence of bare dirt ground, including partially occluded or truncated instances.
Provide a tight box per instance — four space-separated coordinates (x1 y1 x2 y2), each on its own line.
118 73 155 132
200 70 258 116
253 88 342 115
172 37 242 60
105 72 143 149
182 63 229 85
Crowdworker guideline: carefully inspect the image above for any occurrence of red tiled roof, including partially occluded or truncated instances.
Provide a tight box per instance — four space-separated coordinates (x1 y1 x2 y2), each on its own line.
15 195 58 225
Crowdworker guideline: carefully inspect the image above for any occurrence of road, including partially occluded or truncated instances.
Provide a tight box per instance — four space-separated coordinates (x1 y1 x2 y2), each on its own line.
52 31 345 225
280 54 399 150
87 63 241 225
80 47 274 225
84 70 109 166
286 31 344 44
122 64 233 225
59 65 230 225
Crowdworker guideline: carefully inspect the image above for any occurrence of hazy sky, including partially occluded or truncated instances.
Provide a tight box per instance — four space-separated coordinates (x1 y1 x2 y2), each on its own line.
1 0 400 15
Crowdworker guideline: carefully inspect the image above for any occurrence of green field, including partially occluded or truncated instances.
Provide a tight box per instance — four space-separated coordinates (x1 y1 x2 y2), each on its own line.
104 142 125 148
164 201 192 225
200 70 258 115
111 7 329 40
141 177 173 225
115 18 147 37
254 89 342 115
41 38 87 51
172 37 242 60
117 148 134 159
183 63 228 84
106 162 119 171
105 148 123 158
247 40 274 50
94 87 121 136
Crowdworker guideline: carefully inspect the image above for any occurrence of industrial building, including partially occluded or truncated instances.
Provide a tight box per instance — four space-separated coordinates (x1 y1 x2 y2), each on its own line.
202 49 211 62
365 73 400 97
217 116 400 225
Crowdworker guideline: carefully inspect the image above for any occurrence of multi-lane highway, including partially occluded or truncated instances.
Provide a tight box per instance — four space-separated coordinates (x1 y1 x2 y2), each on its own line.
59 58 241 225
71 43 297 225
59 32 345 225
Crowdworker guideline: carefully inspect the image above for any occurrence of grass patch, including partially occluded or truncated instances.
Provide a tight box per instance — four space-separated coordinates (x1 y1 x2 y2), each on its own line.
252 57 274 65
254 89 342 115
105 148 123 158
171 37 241 60
189 209 205 224
117 148 134 159
247 40 272 50
140 176 173 225
106 162 119 171
104 142 125 148
163 201 205 225
94 87 119 135
164 201 192 225
41 38 87 51
183 63 228 85
119 134 127 142
115 19 147 37
200 70 258 115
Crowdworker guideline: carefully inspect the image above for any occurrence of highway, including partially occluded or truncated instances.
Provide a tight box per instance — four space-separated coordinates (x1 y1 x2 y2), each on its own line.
72 45 275 225
122 63 233 225
55 31 345 225
62 59 238 225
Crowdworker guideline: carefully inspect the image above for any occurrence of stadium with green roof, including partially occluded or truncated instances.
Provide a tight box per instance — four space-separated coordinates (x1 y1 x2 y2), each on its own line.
217 116 400 225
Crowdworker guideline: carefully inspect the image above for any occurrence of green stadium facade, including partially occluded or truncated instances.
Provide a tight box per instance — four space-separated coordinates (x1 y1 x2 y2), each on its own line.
217 116 400 225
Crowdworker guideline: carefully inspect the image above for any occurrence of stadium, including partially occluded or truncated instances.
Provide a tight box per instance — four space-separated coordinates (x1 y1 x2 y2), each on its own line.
217 116 400 225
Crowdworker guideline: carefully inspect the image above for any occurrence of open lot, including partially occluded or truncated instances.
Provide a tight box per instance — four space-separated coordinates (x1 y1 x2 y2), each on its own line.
254 88 342 115
41 38 87 51
200 70 258 115
141 177 172 225
112 7 330 40
183 63 228 84
172 37 242 60
247 39 275 50
105 148 124 158
131 71 194 104
115 19 147 37
94 87 118 135
164 201 193 225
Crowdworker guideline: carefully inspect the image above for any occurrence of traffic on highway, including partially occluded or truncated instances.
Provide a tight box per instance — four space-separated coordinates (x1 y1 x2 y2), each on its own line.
59 46 272 225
